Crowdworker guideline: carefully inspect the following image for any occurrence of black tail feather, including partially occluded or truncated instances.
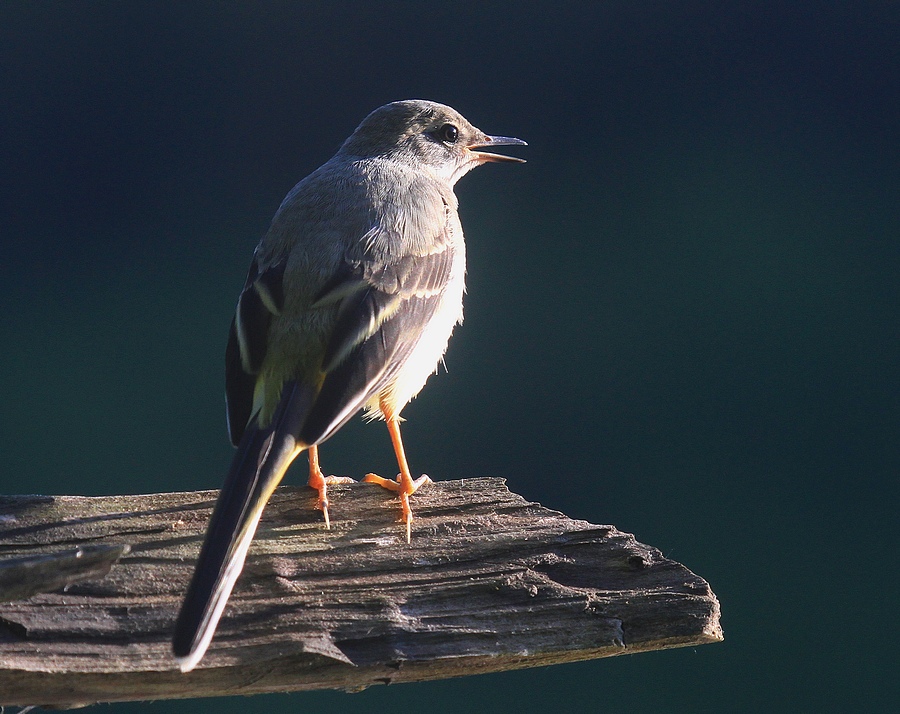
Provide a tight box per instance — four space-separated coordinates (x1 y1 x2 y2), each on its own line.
172 381 313 670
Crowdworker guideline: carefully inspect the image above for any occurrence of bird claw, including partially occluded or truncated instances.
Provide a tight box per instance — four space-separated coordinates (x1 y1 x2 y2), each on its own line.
309 473 355 529
363 473 431 541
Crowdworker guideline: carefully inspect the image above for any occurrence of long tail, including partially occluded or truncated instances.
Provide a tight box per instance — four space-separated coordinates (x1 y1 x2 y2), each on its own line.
172 381 312 672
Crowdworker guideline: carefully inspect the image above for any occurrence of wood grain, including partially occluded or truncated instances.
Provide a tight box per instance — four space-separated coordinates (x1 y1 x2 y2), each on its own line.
0 479 722 707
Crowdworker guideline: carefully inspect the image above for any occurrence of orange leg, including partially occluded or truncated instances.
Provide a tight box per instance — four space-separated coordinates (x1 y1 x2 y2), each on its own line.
307 444 354 529
363 401 431 542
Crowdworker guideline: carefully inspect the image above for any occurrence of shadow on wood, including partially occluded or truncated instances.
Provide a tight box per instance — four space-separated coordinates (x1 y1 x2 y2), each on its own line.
0 478 722 707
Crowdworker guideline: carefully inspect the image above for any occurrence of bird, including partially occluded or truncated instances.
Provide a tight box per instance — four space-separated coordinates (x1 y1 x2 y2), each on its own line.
171 100 525 672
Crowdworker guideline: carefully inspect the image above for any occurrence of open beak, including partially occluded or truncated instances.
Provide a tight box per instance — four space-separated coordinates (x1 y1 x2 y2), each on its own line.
468 134 527 164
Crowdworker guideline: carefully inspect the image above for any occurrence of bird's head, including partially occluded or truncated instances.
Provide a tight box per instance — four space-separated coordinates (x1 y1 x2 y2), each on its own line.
340 100 526 184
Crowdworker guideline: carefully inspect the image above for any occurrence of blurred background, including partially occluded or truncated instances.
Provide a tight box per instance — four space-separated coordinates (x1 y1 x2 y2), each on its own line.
1 2 897 712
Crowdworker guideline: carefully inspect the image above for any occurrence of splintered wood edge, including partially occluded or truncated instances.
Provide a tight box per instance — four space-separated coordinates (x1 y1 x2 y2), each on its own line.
0 478 723 706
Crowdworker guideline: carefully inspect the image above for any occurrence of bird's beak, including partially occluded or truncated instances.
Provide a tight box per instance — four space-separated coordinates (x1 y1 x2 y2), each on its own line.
468 134 527 164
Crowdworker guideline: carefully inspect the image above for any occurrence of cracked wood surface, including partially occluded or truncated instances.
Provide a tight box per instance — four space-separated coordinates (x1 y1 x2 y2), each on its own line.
0 478 722 707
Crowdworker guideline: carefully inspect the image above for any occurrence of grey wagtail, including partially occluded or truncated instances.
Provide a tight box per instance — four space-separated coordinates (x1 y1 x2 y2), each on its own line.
172 100 525 672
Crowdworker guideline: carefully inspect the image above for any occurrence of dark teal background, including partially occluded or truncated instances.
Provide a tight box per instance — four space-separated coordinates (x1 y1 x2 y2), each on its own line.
2 2 897 712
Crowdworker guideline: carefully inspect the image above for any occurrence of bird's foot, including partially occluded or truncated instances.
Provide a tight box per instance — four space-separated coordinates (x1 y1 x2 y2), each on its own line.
308 470 355 529
363 472 432 543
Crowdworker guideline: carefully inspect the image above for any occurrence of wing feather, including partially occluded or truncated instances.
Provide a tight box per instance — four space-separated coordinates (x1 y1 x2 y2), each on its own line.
298 229 455 445
225 253 288 446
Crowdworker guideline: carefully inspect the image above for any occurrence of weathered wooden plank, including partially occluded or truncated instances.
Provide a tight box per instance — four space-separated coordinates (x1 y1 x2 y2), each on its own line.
0 479 722 707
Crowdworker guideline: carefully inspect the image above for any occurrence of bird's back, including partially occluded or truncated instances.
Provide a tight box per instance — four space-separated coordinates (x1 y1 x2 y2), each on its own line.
250 152 464 432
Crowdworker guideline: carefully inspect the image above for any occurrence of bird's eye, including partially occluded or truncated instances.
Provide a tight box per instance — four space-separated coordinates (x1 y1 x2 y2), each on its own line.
436 123 459 144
